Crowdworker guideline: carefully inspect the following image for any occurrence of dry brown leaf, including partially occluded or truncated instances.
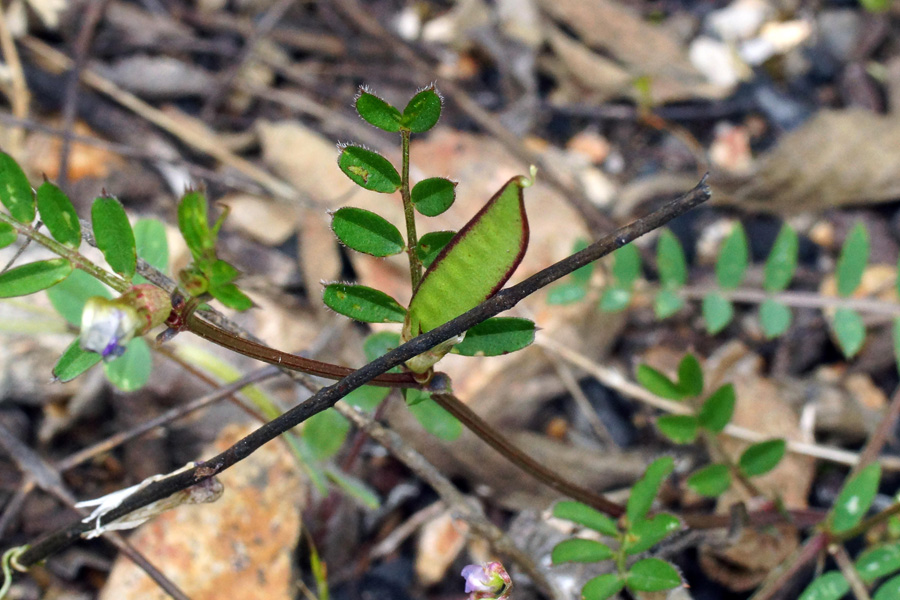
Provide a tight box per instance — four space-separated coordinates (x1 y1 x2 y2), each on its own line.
220 193 297 246
415 509 469 586
699 523 798 592
545 27 632 100
715 109 900 212
99 424 306 600
256 120 359 207
536 0 724 101
25 122 125 182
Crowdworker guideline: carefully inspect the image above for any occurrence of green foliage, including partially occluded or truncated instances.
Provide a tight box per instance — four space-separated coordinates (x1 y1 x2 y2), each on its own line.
47 269 112 326
178 191 214 262
687 463 731 497
355 89 401 132
0 258 72 298
582 574 624 600
860 0 891 11
553 458 682 599
551 539 613 564
829 463 881 534
0 151 35 223
677 353 703 396
405 393 462 441
323 283 406 323
657 415 698 444
657 230 687 287
764 224 798 292
799 571 850 600
702 291 734 334
637 354 703 401
411 177 456 217
304 408 352 460
599 244 641 312
133 217 169 283
836 222 869 297
856 542 900 583
452 317 535 356
92 196 137 279
552 501 619 536
739 439 786 477
0 222 16 248
175 192 252 311
875 574 900 600
36 182 80 247
53 337 103 382
697 384 735 433
405 177 528 340
636 364 685 400
833 307 866 358
623 513 681 555
759 298 792 338
103 337 152 391
548 239 592 305
337 146 401 193
626 558 682 592
416 230 455 267
627 456 674 524
400 87 442 133
716 223 749 289
331 207 405 257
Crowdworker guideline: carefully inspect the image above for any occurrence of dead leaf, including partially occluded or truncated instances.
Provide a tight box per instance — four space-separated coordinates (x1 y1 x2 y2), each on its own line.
99 424 307 600
536 0 724 101
714 109 900 212
416 509 469 586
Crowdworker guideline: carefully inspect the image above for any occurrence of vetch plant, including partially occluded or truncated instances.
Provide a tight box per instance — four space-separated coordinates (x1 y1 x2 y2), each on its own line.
638 353 787 498
549 219 900 366
0 83 717 599
551 458 684 599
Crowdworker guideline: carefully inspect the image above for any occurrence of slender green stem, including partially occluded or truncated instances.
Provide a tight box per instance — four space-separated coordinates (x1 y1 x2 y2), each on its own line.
399 128 423 290
0 211 128 293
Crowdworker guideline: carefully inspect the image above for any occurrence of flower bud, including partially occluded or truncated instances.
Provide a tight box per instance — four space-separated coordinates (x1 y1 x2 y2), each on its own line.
461 561 512 600
80 285 171 361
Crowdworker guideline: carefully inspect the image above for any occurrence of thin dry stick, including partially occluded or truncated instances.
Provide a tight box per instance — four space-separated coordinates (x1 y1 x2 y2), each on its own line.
199 0 295 120
0 111 272 195
0 9 30 154
21 36 300 202
833 543 871 600
0 423 192 600
540 345 615 445
680 286 900 317
56 0 109 191
536 336 900 470
852 385 900 476
55 366 280 472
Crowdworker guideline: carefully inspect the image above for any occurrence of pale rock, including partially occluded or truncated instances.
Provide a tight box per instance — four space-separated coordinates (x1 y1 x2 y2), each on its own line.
689 36 748 88
706 0 771 42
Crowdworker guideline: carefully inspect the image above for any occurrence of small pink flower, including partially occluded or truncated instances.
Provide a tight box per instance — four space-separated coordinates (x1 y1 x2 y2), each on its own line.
461 561 511 599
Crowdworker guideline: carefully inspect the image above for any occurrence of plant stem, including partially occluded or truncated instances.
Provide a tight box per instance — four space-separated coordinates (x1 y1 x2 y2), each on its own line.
399 128 423 290
0 211 128 292
186 314 425 389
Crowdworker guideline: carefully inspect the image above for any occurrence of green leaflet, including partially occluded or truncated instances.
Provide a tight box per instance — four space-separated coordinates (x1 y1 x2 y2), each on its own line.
405 177 528 333
0 152 35 223
403 176 529 372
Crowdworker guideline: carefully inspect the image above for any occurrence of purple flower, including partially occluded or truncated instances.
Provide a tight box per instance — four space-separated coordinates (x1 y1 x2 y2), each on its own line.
79 285 172 361
80 297 142 360
461 562 511 599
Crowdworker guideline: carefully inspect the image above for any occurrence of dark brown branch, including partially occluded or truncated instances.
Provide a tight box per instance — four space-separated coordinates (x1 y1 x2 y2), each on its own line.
16 179 710 567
